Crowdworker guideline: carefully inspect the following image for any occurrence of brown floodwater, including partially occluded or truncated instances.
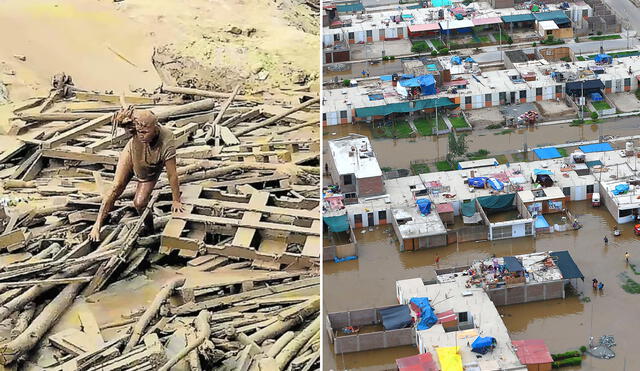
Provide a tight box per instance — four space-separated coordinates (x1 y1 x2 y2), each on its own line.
323 118 640 169
323 201 640 370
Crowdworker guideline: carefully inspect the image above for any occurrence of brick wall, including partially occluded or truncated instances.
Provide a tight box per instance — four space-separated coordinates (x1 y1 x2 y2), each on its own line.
357 175 384 197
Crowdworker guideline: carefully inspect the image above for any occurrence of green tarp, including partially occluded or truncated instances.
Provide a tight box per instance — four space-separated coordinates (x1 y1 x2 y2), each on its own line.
461 201 476 217
477 194 516 214
324 215 350 233
355 97 457 117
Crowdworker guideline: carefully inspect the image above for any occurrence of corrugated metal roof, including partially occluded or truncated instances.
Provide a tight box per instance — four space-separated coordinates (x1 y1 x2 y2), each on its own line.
512 339 553 365
501 13 535 23
533 10 570 23
472 17 503 26
550 251 584 280
408 23 441 32
354 97 457 117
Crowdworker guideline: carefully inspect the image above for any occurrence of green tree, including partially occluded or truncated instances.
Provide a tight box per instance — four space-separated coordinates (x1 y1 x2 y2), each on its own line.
591 111 599 120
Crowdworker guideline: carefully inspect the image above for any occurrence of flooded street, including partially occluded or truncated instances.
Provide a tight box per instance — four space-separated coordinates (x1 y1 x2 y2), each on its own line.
323 118 640 169
323 202 640 370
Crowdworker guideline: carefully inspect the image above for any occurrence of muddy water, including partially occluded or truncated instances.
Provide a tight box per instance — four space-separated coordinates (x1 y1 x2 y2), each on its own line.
323 118 640 169
323 202 640 370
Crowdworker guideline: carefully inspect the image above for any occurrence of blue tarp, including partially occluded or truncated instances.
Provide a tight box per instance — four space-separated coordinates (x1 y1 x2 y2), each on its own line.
550 251 584 280
468 177 487 188
450 56 462 65
432 0 452 6
487 178 504 191
533 147 562 160
334 255 358 263
465 57 476 63
336 3 364 12
399 74 437 95
591 92 604 101
416 198 432 215
504 256 524 272
533 169 553 175
594 54 613 64
501 14 535 23
379 75 393 81
612 183 630 195
410 298 438 331
535 215 550 229
378 305 413 330
579 143 614 153
323 215 350 233
471 336 496 354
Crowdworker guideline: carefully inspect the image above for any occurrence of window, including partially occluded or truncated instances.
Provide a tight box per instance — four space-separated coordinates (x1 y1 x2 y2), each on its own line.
354 214 363 224
499 92 506 101
348 32 354 39
343 174 353 185
587 184 594 194
340 110 347 118
520 90 526 99
620 209 633 218
465 96 472 104
625 78 631 86
345 193 357 199
546 30 553 35
322 113 326 121
378 210 387 220
485 94 492 102
556 85 562 93
334 34 340 41
536 87 542 96
605 80 612 89
525 222 533 235
563 187 570 196
366 30 372 37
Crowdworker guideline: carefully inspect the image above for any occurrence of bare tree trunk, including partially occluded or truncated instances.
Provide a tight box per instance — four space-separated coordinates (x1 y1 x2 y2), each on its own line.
158 310 209 371
124 276 186 352
265 331 295 358
248 298 319 345
0 282 85 364
9 303 35 339
274 316 319 370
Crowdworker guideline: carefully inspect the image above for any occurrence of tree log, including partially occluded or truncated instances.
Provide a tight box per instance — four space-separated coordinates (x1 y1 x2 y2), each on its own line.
124 276 186 352
161 85 254 101
9 302 35 339
265 331 294 358
274 316 319 370
158 310 209 371
248 297 319 344
0 282 85 364
233 98 319 136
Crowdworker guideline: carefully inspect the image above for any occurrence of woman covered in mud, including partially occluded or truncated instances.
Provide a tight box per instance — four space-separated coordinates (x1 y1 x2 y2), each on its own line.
89 107 184 242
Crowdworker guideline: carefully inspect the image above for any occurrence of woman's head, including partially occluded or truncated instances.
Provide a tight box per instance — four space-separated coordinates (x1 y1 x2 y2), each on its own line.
132 110 159 143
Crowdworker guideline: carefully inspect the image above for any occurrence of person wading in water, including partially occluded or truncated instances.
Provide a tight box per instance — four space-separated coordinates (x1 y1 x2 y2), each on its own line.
89 107 184 242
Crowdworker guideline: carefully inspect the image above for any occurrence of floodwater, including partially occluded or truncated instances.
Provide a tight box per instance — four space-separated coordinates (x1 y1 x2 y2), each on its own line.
323 202 640 370
323 118 640 169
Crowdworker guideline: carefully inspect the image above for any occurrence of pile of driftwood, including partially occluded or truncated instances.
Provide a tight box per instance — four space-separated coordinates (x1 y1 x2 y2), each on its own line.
0 75 320 370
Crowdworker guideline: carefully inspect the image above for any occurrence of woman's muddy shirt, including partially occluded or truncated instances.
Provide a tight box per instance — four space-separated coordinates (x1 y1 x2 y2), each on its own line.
125 126 176 182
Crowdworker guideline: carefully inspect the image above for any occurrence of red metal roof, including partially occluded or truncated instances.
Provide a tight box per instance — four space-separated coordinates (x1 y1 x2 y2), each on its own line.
472 17 503 26
396 353 438 371
443 79 468 86
408 23 441 32
512 339 553 365
436 309 457 323
436 203 454 214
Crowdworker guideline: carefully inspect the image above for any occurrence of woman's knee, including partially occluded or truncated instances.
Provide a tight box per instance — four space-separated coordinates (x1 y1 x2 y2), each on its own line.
133 195 149 211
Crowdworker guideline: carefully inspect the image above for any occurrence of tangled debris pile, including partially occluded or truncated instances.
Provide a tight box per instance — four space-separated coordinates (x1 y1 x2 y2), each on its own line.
0 75 320 370
587 335 616 360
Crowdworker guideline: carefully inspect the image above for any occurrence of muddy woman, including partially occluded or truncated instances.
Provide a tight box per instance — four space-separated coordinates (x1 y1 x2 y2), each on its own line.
89 107 184 241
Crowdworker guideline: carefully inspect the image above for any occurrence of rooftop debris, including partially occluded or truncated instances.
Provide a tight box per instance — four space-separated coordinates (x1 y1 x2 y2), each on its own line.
0 75 320 370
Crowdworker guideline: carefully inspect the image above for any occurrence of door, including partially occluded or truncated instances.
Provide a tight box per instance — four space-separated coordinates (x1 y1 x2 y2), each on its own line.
510 92 516 103
367 212 374 226
512 223 526 238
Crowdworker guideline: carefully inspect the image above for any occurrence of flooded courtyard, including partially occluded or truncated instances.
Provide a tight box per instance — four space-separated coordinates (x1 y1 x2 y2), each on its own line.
323 201 640 370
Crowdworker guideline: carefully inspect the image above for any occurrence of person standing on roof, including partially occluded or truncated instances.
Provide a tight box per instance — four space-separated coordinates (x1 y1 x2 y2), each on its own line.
604 235 608 245
89 107 184 242
626 251 630 263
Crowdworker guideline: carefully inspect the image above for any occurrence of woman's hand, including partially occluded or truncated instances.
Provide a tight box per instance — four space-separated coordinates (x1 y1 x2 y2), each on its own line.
172 200 185 214
89 224 101 242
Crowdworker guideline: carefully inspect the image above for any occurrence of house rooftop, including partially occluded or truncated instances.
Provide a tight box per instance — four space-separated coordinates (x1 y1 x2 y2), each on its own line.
328 134 383 178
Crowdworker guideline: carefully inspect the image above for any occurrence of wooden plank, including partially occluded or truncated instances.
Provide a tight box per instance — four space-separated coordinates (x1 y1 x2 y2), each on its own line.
181 198 318 219
77 305 105 345
220 109 261 128
0 229 29 250
42 113 112 149
85 131 130 154
173 277 319 315
49 328 96 356
160 185 203 256
301 235 320 258
174 213 318 235
218 126 239 145
42 147 119 165
9 150 41 180
75 92 157 104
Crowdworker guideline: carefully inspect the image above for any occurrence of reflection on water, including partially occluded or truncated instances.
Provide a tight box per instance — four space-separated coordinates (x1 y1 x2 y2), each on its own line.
324 202 640 370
